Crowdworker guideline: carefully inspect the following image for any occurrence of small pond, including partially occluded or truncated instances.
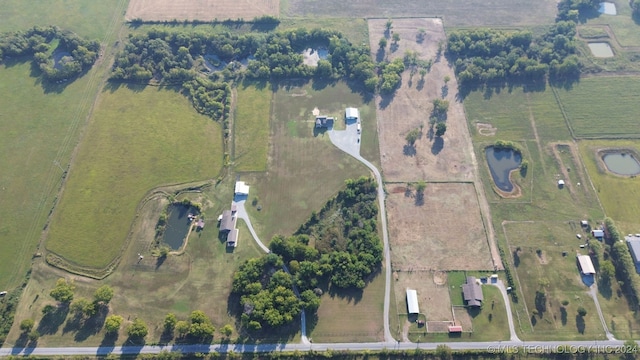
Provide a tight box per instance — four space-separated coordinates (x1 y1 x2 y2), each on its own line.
485 146 522 192
162 204 199 250
602 152 640 176
598 2 617 15
588 42 614 58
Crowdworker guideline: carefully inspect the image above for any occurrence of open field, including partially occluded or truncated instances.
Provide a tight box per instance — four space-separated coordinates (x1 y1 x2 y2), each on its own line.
555 77 640 138
370 18 475 182
45 86 223 271
386 183 493 271
0 1 127 291
0 0 125 39
125 0 279 22
284 0 558 27
504 221 606 340
579 139 640 232
233 83 272 172
6 178 270 346
584 0 640 47
243 81 374 242
310 271 385 343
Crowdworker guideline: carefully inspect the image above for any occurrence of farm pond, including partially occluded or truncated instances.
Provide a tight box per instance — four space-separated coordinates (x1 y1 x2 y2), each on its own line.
588 42 614 58
485 146 522 192
602 152 640 176
162 204 199 250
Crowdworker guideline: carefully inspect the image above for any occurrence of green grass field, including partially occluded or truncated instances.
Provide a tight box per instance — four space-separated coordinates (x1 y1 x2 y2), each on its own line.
243 81 373 243
585 0 640 47
45 86 223 270
233 83 272 172
579 139 640 232
504 221 606 340
0 0 126 40
555 77 640 138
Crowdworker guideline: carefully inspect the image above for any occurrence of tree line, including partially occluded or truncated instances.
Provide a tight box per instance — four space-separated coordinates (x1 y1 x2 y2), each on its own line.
232 177 382 332
603 218 640 311
0 25 99 82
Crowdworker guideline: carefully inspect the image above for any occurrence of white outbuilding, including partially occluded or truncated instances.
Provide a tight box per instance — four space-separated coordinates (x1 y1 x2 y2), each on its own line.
577 255 596 275
345 107 360 122
235 181 250 195
406 288 419 314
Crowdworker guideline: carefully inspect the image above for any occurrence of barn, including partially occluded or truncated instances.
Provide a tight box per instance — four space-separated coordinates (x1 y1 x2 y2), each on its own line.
577 254 596 275
406 288 419 314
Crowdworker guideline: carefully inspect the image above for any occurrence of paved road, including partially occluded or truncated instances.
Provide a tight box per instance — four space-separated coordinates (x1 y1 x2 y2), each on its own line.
3 339 640 357
328 120 394 343
491 280 520 342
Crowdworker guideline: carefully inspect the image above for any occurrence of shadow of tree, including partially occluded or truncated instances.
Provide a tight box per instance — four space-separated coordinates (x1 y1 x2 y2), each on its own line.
37 304 69 335
513 250 520 268
431 137 444 155
560 306 568 326
576 314 586 334
403 144 417 157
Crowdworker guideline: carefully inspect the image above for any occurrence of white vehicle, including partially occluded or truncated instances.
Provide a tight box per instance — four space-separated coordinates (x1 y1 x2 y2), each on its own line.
357 123 361 133
0 291 7 296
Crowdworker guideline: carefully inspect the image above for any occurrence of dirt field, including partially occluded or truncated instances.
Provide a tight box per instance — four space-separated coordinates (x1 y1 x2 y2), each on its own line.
369 18 474 182
386 183 494 271
126 0 279 21
284 0 558 27
393 271 453 321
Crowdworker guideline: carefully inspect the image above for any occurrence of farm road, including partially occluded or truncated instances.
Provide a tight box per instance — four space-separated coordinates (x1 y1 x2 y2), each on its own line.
328 121 394 343
492 280 520 342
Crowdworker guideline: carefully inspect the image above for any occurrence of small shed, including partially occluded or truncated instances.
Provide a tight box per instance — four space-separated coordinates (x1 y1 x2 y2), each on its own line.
581 220 589 227
345 107 359 121
558 179 565 187
592 229 604 239
448 325 463 333
406 288 419 314
235 181 250 195
577 254 596 275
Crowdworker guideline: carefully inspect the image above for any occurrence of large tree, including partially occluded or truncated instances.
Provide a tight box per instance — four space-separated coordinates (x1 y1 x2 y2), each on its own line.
104 315 124 334
127 318 148 339
49 278 75 304
93 285 114 305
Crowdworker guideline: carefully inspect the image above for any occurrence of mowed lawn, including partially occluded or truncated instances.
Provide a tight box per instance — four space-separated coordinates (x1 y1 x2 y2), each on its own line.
244 81 373 242
45 86 223 269
555 76 640 138
0 0 126 39
234 83 271 172
579 139 640 232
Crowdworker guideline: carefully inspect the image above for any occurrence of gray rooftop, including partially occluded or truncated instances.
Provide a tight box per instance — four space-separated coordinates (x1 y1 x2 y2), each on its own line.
462 276 483 307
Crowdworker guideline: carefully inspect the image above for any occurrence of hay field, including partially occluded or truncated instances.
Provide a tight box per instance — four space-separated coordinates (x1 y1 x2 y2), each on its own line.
386 183 493 271
369 18 475 182
233 84 272 172
126 0 279 22
284 0 557 27
45 86 223 270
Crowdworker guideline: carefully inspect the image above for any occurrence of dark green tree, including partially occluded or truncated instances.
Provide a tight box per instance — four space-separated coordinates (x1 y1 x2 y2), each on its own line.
49 278 75 304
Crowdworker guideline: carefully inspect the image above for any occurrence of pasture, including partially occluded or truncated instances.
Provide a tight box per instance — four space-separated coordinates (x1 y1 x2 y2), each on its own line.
370 18 476 183
45 86 223 272
386 183 493 271
283 0 558 27
125 0 279 22
242 80 374 242
233 83 272 172
503 221 606 340
555 76 640 138
579 139 640 232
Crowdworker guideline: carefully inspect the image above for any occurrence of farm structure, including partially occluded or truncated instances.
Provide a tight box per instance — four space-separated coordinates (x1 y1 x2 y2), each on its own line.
345 107 359 122
235 181 250 196
462 276 483 307
625 235 640 273
406 288 419 314
592 229 604 239
577 255 596 275
220 210 235 233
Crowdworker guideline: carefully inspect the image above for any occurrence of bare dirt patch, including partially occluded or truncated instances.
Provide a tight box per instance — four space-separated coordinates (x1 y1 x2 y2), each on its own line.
475 122 497 136
126 0 279 21
387 183 493 271
369 18 474 182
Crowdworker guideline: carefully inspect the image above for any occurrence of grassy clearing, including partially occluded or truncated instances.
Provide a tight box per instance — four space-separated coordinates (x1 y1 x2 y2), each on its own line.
504 221 606 340
243 80 373 243
595 277 640 339
585 0 640 47
45 86 223 270
282 0 558 27
0 0 125 39
310 271 385 342
579 139 640 232
448 272 467 306
233 83 272 172
555 77 640 138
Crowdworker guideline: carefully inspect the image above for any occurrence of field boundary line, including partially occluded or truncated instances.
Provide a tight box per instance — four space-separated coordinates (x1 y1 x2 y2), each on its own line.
550 85 576 140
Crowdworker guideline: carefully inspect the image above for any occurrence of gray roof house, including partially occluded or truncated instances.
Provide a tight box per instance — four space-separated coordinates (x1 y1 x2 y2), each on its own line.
220 210 234 232
462 276 483 307
626 235 640 273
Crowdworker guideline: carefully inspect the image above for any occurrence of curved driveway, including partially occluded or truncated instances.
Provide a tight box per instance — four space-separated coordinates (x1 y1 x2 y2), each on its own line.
328 121 394 343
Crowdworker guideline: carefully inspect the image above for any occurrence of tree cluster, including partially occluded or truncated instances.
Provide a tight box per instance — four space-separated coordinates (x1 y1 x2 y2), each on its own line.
446 22 580 87
232 254 302 331
378 58 405 94
182 78 231 124
605 218 640 310
556 0 600 21
0 26 99 82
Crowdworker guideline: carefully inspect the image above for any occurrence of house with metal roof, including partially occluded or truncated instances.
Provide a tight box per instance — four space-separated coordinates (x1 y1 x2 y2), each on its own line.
625 235 640 273
219 210 234 232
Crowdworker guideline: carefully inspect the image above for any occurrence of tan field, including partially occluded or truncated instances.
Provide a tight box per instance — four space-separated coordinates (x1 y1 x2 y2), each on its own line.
126 0 279 21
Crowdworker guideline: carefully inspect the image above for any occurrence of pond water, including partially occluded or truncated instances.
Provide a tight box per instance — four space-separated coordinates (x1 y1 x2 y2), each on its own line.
602 152 640 176
588 42 614 58
485 146 522 192
162 204 198 250
598 2 617 15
